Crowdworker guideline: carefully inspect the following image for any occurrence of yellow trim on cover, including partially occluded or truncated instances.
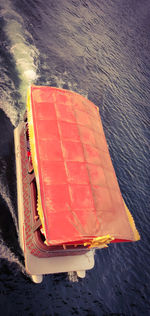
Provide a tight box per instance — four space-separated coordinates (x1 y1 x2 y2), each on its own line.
123 201 140 241
26 88 46 236
84 235 114 249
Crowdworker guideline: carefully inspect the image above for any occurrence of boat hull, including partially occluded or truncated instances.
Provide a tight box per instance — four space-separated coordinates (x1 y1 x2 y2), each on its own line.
14 121 95 281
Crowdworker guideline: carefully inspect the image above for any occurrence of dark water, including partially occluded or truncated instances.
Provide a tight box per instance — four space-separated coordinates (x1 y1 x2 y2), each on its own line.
0 0 150 315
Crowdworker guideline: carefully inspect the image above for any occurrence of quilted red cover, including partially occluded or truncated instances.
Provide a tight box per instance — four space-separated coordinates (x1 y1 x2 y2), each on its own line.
30 86 135 245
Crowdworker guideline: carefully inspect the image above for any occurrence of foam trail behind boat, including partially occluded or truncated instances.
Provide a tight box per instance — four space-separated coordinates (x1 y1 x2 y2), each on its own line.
0 239 26 275
1 0 39 120
0 181 18 235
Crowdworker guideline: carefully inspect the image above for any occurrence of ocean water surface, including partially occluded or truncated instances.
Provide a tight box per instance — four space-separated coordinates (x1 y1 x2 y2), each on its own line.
0 0 150 315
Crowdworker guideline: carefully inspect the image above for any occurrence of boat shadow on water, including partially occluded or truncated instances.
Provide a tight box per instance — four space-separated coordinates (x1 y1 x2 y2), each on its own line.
0 108 24 269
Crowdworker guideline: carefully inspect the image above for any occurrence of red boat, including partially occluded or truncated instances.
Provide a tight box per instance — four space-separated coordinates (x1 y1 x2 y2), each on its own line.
14 86 140 283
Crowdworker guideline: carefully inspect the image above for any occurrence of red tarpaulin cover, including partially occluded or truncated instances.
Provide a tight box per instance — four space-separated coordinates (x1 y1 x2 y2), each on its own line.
28 86 139 246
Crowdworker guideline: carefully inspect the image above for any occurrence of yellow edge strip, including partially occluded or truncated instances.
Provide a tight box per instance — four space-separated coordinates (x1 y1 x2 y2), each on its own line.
26 88 46 236
123 201 140 241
